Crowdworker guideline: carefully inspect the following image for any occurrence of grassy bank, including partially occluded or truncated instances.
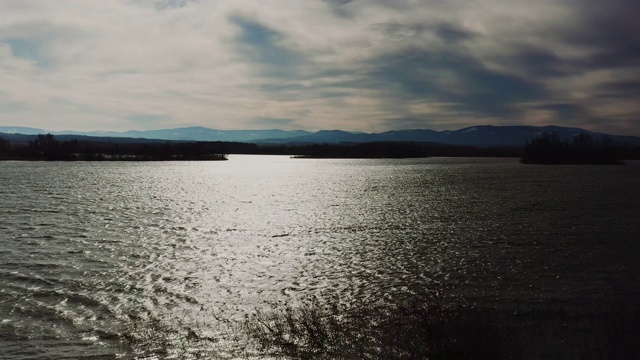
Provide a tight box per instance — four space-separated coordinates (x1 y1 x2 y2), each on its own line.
116 294 640 359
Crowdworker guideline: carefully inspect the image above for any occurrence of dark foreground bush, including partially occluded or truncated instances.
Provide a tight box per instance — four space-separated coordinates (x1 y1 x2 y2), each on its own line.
116 295 640 359
243 297 640 360
244 295 518 360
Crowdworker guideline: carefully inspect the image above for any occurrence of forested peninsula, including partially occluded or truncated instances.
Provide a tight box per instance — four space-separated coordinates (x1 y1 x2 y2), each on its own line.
0 134 227 161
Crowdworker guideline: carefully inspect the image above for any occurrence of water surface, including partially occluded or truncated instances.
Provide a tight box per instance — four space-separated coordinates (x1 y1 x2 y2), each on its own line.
1 156 639 358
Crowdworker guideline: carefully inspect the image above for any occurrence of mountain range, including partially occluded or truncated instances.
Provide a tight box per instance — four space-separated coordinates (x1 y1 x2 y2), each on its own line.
1 125 639 147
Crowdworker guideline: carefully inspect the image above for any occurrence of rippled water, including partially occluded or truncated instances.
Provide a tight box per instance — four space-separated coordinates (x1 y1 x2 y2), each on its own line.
1 156 640 358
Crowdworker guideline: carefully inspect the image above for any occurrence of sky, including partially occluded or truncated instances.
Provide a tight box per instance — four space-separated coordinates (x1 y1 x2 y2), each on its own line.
0 0 639 135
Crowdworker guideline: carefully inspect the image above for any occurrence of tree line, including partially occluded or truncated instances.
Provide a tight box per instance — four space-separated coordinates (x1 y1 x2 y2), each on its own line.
0 134 227 161
521 132 640 164
0 134 522 160
287 142 521 158
1 133 639 161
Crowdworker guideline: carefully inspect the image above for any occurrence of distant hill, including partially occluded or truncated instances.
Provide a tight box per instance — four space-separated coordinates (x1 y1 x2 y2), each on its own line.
0 126 312 142
0 132 177 144
2 125 639 147
252 125 640 147
0 126 47 135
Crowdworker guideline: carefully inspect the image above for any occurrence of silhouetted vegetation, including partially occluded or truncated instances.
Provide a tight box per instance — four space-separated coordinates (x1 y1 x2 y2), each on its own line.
1 134 227 161
244 298 640 359
250 140 638 159
284 142 522 158
116 291 640 359
0 135 523 160
0 137 10 159
2 132 639 161
522 132 627 164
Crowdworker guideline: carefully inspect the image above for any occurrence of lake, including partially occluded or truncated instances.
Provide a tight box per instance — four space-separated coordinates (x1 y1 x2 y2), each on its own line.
1 156 639 358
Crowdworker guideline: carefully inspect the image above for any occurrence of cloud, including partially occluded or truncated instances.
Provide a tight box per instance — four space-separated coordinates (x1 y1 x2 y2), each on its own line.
0 0 638 135
232 16 303 78
361 45 548 122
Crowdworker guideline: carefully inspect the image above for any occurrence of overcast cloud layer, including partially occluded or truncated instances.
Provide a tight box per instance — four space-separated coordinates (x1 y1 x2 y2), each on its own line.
1 0 639 134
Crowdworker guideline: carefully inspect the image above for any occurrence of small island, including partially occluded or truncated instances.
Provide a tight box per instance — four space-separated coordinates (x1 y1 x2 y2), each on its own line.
521 132 625 165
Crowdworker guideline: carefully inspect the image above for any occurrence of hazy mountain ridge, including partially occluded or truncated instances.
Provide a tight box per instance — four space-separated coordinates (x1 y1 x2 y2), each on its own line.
0 126 312 142
1 125 639 146
252 125 640 146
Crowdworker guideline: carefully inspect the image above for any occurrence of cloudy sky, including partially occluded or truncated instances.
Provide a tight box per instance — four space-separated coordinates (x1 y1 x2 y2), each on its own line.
1 0 639 134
